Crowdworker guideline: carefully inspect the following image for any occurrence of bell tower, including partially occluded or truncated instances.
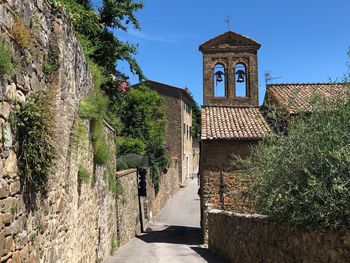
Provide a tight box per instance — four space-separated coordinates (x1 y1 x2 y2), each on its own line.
199 31 261 107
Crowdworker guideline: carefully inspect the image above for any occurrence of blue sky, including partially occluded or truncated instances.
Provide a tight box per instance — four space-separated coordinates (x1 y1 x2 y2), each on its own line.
113 0 350 105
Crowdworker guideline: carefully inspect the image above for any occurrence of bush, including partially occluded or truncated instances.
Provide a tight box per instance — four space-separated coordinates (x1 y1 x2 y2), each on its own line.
116 137 146 156
0 38 14 76
106 162 123 198
43 48 59 75
79 85 110 166
69 118 88 151
12 18 31 50
79 86 108 120
116 154 148 171
13 92 56 191
91 119 109 166
78 164 90 184
239 94 350 230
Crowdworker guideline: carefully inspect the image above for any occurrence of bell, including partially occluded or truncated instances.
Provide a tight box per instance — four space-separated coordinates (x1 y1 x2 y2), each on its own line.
236 70 245 83
215 71 224 83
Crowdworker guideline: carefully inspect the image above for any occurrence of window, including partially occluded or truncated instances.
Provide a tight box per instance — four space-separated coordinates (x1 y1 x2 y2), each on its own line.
214 64 226 97
235 63 248 97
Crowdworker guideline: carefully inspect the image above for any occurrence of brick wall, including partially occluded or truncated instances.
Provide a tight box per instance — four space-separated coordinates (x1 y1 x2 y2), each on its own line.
208 209 350 263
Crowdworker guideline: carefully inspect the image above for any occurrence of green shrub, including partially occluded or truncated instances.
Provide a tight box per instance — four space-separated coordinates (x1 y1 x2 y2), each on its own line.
238 94 350 230
12 18 31 49
0 38 14 76
110 233 118 255
116 137 146 156
70 118 88 151
79 86 108 120
91 119 109 166
13 92 56 191
79 85 110 166
43 48 59 75
106 162 123 198
78 164 90 184
116 153 148 171
56 0 101 37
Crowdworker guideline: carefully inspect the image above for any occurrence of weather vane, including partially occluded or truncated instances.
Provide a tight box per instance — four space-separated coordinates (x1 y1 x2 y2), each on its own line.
224 16 231 31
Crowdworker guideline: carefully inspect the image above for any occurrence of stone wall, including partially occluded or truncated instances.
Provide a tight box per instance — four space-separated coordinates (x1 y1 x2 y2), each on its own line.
0 0 119 262
208 209 350 263
182 98 193 183
192 138 200 174
199 139 259 242
143 81 194 184
141 157 180 227
115 169 141 247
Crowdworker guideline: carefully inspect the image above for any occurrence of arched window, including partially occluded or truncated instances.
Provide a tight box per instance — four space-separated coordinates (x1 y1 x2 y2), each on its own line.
214 64 226 97
235 63 247 97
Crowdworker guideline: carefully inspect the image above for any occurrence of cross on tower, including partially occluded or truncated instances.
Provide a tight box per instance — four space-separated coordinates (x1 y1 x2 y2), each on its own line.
224 16 231 31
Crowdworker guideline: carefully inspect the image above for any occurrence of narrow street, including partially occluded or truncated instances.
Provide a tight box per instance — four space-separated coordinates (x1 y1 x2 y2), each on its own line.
105 178 225 263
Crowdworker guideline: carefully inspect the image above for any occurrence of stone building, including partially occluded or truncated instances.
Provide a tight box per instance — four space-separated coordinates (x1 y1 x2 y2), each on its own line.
198 31 270 239
134 80 197 184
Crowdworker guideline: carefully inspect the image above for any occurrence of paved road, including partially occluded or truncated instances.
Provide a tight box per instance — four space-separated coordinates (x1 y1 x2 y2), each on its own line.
105 178 225 263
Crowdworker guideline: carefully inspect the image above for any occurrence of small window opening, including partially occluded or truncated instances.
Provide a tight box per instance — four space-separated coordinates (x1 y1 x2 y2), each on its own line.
214 64 226 97
235 63 248 97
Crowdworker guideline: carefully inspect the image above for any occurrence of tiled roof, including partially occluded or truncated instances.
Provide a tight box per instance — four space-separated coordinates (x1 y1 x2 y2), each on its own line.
266 83 350 114
201 107 270 140
132 80 196 105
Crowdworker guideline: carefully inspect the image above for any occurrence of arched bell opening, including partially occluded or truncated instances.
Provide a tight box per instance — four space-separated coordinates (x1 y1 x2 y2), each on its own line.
235 63 248 97
213 64 227 97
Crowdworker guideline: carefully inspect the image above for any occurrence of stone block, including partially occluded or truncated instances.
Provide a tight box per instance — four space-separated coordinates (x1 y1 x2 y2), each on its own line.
9 181 20 196
4 218 23 236
0 180 9 198
3 151 17 175
4 83 16 101
0 102 11 120
4 236 15 254
15 91 25 104
28 251 38 263
1 212 14 226
33 65 43 83
0 230 4 256
3 123 13 148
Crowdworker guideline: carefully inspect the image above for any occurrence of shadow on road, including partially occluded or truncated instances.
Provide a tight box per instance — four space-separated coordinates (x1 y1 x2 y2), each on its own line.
190 246 225 263
137 225 202 245
137 225 225 263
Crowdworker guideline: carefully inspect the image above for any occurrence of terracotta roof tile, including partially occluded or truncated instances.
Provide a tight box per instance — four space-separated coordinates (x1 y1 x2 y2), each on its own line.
266 83 350 113
201 107 270 140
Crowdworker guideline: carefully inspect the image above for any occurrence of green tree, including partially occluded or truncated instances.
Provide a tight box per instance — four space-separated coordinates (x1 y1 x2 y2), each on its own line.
119 85 169 191
238 93 350 230
192 101 201 138
58 0 144 81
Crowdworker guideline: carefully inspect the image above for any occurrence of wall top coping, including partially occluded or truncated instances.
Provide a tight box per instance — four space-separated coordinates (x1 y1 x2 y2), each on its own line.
209 209 269 219
103 120 116 134
116 169 137 178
